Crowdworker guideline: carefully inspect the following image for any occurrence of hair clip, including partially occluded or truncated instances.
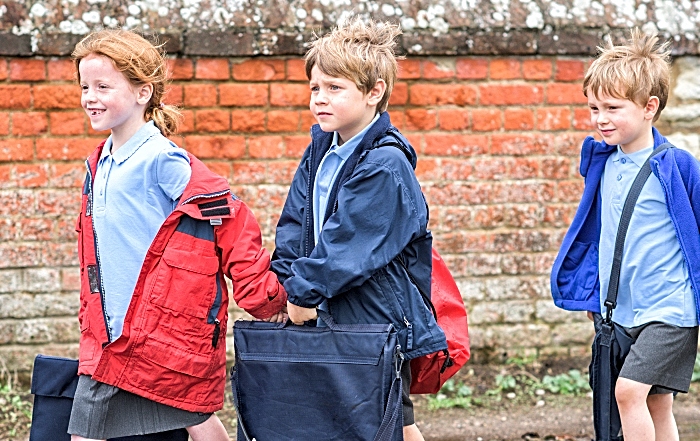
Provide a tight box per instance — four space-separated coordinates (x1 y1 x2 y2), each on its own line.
159 102 165 109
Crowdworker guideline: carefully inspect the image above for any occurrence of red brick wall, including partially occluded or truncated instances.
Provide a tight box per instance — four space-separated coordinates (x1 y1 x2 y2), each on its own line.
0 55 595 372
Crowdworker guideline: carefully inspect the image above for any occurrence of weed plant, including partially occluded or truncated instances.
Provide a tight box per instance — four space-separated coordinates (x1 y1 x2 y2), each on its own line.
0 358 32 438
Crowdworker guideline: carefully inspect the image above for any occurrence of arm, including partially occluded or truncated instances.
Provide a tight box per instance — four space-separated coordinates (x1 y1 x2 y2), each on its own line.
217 199 287 319
270 147 311 284
284 150 424 308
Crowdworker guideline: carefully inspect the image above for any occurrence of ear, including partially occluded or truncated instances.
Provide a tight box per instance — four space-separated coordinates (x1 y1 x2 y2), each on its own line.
136 83 154 106
367 79 387 107
644 96 660 120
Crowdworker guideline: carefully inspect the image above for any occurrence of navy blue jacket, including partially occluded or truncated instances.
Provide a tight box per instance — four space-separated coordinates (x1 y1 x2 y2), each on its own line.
551 128 700 322
271 112 447 359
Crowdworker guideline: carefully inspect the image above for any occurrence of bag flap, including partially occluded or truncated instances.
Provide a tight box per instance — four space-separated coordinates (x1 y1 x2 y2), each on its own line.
30 355 79 398
234 320 395 365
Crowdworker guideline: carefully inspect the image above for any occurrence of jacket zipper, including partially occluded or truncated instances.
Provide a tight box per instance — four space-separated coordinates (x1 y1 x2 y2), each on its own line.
85 160 113 344
181 190 230 206
208 272 224 347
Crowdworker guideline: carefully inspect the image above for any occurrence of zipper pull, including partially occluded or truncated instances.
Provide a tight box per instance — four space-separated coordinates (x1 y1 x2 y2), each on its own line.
212 318 221 348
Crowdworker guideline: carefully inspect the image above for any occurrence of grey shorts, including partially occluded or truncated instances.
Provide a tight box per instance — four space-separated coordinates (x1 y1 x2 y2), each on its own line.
619 322 699 394
68 375 211 439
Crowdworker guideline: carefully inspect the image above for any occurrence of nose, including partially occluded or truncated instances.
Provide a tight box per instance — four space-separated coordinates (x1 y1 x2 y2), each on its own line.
596 110 608 125
82 86 96 103
313 89 328 105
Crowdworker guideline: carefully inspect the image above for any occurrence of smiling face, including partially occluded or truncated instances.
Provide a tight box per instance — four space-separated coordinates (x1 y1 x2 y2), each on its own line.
79 54 152 149
587 88 659 154
309 65 385 145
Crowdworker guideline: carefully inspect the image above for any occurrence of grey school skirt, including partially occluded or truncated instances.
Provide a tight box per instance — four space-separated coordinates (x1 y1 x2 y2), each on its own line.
68 375 211 439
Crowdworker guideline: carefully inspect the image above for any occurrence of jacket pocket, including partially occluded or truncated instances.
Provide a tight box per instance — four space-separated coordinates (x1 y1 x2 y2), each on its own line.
78 315 99 364
151 247 219 318
141 336 213 379
558 241 599 301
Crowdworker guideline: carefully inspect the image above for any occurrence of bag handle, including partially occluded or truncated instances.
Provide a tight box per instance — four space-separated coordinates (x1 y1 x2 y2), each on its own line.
603 143 673 323
230 345 405 441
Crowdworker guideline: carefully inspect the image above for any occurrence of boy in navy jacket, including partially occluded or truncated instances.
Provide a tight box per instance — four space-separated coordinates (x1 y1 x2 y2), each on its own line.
271 17 447 441
551 29 700 439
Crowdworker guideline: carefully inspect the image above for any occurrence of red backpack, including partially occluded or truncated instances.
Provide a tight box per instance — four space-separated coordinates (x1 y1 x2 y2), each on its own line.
409 248 471 394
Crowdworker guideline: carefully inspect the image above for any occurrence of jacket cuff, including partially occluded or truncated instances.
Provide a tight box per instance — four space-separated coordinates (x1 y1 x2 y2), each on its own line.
245 288 288 319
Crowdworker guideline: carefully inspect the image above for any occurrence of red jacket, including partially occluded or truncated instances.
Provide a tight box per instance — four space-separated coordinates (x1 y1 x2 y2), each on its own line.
76 141 286 412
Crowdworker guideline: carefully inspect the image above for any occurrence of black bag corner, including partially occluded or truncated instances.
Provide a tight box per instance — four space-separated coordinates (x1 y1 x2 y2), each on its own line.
29 354 188 441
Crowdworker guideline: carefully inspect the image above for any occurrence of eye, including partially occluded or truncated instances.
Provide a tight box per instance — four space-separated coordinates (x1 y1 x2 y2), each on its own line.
80 84 88 92
310 85 319 92
330 84 340 90
589 106 598 112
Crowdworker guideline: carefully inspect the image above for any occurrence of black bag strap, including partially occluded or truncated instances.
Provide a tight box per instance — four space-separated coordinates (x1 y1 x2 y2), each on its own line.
603 143 673 322
230 337 404 441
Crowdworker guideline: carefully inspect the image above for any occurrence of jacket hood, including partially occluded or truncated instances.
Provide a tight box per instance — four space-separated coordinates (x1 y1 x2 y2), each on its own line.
179 153 231 204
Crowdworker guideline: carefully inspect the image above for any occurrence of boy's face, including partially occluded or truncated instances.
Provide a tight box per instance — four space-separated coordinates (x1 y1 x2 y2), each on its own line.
587 88 658 153
309 65 385 144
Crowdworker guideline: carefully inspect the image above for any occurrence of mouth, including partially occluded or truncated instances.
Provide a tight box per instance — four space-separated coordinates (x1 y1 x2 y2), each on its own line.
88 109 105 116
599 128 614 136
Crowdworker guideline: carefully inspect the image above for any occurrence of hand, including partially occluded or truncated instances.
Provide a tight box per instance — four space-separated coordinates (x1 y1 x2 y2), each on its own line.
260 311 288 323
287 301 318 325
587 311 594 322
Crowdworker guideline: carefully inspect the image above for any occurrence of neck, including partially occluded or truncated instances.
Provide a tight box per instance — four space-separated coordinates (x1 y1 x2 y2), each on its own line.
111 119 148 153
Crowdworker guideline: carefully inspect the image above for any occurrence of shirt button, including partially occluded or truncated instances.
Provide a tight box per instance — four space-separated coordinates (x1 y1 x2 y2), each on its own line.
617 174 622 181
621 158 626 164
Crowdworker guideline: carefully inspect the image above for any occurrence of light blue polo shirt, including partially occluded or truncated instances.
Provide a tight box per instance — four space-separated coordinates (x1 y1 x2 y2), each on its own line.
92 121 191 340
313 113 380 244
599 145 697 328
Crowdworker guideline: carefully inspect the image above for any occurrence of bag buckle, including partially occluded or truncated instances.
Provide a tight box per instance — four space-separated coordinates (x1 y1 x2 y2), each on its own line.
394 345 404 378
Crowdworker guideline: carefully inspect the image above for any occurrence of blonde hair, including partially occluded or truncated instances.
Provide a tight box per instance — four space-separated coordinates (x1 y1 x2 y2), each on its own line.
304 16 402 113
583 28 671 122
72 29 182 136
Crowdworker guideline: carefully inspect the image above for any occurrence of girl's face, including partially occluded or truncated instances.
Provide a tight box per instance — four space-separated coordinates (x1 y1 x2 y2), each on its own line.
79 54 152 146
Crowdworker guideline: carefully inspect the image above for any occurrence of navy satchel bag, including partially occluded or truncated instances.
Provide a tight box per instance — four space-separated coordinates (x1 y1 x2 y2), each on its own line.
231 311 404 441
29 355 189 441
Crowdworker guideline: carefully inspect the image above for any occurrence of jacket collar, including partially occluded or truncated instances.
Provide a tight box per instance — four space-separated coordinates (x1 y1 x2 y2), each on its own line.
579 127 668 177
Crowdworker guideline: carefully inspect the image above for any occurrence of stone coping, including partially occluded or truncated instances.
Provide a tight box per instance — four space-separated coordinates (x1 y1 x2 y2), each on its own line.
1 0 699 56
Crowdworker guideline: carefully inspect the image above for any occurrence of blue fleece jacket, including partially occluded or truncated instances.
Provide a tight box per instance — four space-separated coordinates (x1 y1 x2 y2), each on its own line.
550 128 700 323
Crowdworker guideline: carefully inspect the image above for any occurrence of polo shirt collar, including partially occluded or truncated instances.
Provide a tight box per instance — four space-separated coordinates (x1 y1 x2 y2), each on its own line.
330 113 380 161
100 121 160 165
618 144 653 168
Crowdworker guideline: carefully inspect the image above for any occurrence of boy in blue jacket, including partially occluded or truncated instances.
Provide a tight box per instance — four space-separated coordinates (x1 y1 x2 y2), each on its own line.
271 16 447 441
551 29 700 439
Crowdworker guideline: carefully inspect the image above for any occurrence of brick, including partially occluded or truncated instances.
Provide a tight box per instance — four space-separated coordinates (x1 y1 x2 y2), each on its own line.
388 82 407 106
0 112 8 135
479 84 543 105
163 85 183 105
61 268 81 291
232 161 267 184
509 158 539 179
489 59 521 79
440 158 473 181
387 110 404 130
11 112 48 136
9 59 45 81
424 182 491 206
523 59 552 80
471 158 507 180
422 60 455 79
233 59 285 81
167 58 194 80
50 163 85 188
230 110 265 132
504 108 535 131
0 165 10 188
179 109 195 133
267 160 298 184
283 135 309 158
300 111 316 131
47 59 76 81
543 204 577 227
0 85 31 108
555 59 585 81
249 136 285 159
471 108 502 131
438 109 469 131
204 161 231 180
14 164 48 187
456 58 488 79
558 180 585 202
0 139 33 161
541 157 573 179
409 84 477 106
50 111 85 135
184 135 245 159
536 107 572 131
35 138 96 160
546 83 587 104
0 59 6 80
219 83 268 107
270 83 310 106
34 85 81 109
424 134 489 157
415 157 441 181
183 84 217 107
267 110 300 132
195 58 230 80
491 133 547 156
195 109 230 132
405 109 436 131
0 190 35 216
573 107 593 130
397 59 420 79
286 58 307 81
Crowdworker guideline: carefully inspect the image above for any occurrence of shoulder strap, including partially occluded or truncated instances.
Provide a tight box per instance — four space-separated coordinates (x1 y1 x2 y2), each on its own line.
604 143 674 322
